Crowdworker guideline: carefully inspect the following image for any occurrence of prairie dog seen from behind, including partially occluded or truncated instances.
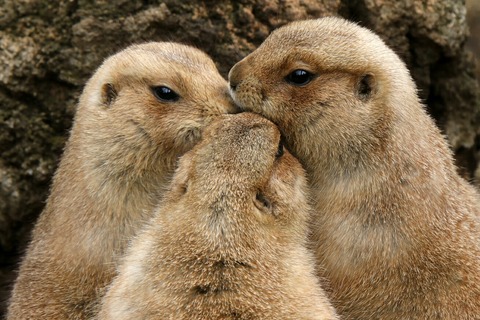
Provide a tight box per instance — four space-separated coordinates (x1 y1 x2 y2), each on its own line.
99 112 338 320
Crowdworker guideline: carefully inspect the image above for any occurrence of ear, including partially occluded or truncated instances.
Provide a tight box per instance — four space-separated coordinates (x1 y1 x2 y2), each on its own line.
172 151 195 195
174 125 202 152
101 83 117 107
356 74 376 101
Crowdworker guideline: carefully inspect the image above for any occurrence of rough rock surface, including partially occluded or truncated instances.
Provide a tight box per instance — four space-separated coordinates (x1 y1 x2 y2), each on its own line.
466 0 480 182
0 0 478 315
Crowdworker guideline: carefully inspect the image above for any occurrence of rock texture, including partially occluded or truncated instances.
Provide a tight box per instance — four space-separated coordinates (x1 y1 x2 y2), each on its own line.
466 0 480 183
0 0 478 316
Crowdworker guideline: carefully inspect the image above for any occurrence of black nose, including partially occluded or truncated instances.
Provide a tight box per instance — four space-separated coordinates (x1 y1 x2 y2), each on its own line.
228 64 240 92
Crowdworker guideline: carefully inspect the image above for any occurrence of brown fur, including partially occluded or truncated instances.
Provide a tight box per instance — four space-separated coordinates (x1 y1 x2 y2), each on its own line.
97 112 338 320
229 17 480 319
7 42 237 319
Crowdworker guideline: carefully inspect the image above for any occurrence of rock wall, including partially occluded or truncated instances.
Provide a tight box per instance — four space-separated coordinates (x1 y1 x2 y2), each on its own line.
1 0 478 315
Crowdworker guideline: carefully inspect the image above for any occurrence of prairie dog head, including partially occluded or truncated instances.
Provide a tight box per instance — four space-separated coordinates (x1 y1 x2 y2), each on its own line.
74 42 237 181
99 113 334 319
228 17 420 182
163 112 310 258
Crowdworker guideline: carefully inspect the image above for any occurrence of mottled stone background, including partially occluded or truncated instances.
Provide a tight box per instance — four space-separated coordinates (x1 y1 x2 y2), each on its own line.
1 0 479 315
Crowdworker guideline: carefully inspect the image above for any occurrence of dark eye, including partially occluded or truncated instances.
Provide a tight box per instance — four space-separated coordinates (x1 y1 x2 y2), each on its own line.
285 69 313 86
152 86 179 102
275 137 285 159
255 193 271 210
179 182 188 195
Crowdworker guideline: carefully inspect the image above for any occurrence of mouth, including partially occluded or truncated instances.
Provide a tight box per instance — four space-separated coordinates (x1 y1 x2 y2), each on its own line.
230 103 244 114
228 86 238 102
213 259 252 269
228 89 248 112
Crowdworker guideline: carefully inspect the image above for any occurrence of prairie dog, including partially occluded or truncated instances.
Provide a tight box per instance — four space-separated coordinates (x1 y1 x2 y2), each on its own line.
98 112 338 320
229 17 480 319
8 42 237 319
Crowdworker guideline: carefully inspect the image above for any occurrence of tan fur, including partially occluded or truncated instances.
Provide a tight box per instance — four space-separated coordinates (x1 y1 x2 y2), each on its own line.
229 17 480 319
7 42 237 319
97 112 338 320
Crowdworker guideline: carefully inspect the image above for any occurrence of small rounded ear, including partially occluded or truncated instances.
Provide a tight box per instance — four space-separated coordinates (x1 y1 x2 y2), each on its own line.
172 151 195 195
356 74 376 101
101 83 117 107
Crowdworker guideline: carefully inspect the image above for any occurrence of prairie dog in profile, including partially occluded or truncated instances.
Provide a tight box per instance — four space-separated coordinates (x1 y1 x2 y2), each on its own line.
8 42 237 319
229 17 480 319
98 112 338 320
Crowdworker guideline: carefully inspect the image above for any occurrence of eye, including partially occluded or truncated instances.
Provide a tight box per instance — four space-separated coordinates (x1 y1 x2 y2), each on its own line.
255 193 271 212
152 86 179 102
179 183 188 195
285 69 314 86
275 137 285 159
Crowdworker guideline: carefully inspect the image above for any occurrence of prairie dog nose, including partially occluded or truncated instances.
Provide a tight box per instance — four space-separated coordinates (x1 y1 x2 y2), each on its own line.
228 62 244 91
